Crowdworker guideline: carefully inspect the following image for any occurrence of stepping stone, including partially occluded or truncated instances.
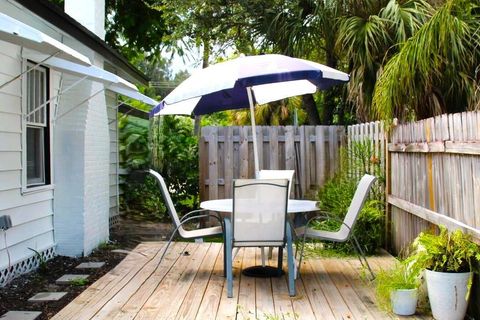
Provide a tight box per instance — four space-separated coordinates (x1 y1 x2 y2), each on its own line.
76 262 105 269
28 292 67 302
55 274 89 285
0 311 41 320
111 249 131 255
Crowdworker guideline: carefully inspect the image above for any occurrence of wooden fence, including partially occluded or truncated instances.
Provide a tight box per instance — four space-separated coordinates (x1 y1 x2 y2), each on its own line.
388 111 480 253
199 112 480 253
347 121 387 201
199 125 345 201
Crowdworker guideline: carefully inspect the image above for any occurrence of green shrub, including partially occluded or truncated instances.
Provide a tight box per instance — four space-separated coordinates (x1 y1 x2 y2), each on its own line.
119 116 150 170
312 139 385 255
151 115 199 213
120 174 167 221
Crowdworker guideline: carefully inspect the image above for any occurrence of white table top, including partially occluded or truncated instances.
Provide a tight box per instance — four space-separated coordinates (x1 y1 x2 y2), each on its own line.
200 198 318 213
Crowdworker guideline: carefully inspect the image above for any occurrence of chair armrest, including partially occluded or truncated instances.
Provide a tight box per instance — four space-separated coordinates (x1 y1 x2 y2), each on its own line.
180 209 208 222
305 214 352 232
178 213 224 227
180 209 223 223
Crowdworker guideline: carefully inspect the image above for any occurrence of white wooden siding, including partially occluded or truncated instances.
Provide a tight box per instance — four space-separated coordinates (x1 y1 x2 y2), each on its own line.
0 132 21 151
0 41 55 272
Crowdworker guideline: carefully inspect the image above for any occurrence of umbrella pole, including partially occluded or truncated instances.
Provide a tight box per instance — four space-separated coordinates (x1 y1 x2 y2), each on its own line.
247 87 259 175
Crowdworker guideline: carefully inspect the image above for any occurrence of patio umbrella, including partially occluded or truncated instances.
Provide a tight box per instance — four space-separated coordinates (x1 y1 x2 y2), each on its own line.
150 54 349 173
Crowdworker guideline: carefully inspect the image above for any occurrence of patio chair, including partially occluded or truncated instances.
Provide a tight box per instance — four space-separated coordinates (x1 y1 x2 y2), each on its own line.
149 169 224 266
295 174 377 279
256 170 295 263
224 179 296 297
257 170 295 197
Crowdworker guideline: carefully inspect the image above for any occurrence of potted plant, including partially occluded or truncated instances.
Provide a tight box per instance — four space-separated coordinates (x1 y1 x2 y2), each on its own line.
375 260 421 315
411 226 480 320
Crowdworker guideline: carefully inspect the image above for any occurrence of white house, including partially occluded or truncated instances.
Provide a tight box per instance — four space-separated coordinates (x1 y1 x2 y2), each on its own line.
0 0 157 286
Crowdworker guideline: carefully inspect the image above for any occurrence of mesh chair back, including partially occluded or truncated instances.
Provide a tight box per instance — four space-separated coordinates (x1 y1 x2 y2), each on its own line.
341 174 377 236
257 170 295 198
149 170 182 229
232 179 289 247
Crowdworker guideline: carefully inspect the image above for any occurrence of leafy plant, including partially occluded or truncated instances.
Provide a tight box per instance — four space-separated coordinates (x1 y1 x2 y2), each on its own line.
97 241 120 251
69 278 89 286
375 260 421 311
151 115 199 213
121 174 167 221
411 226 480 273
28 248 47 274
119 116 150 170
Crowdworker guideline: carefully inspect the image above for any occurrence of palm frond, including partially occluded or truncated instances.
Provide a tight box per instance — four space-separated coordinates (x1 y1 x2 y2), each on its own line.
372 0 480 120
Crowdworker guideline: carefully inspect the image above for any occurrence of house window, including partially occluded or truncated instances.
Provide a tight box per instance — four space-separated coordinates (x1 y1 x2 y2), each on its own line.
25 62 50 187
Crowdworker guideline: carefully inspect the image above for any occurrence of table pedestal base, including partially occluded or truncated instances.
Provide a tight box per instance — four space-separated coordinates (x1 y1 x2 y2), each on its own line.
242 266 285 278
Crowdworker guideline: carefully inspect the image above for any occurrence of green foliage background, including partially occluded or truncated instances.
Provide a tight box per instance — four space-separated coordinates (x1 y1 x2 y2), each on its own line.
151 115 199 213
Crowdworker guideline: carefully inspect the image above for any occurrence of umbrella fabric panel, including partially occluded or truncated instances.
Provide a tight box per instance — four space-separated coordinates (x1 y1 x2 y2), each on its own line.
163 55 348 106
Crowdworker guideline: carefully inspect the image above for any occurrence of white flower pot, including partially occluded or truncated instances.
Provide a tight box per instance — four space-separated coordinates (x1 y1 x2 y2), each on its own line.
425 269 472 320
391 288 418 316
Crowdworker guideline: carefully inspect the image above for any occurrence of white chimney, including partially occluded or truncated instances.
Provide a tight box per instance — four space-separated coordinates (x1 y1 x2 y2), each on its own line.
55 0 110 257
64 0 105 40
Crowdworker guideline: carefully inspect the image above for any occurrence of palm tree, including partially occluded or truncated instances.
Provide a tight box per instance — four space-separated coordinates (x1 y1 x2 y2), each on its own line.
241 0 349 125
229 100 297 126
337 0 432 121
372 0 480 120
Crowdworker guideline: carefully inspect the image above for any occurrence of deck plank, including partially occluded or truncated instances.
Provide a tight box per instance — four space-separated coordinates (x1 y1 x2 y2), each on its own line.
175 242 222 320
52 243 162 320
299 259 336 320
194 243 225 320
290 273 316 319
236 247 257 320
93 242 188 319
309 258 355 319
111 243 190 320
135 242 209 320
215 248 245 320
270 248 296 319
334 258 391 320
254 248 275 319
52 242 427 320
322 258 377 319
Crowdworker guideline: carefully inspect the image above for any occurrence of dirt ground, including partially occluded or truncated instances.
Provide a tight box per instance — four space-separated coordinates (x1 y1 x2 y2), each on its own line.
0 217 173 320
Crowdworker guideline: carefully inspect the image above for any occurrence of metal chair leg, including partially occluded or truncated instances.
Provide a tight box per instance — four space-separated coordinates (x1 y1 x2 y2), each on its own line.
286 223 296 296
351 235 375 280
224 218 233 298
261 247 266 267
295 231 308 279
277 246 283 276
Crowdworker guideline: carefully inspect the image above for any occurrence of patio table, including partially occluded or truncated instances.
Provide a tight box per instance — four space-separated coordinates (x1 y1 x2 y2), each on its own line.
200 199 318 214
200 198 318 277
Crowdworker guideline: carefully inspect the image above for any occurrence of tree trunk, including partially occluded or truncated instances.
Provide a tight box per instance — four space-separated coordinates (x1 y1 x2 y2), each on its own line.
321 52 338 125
302 94 321 125
194 39 211 135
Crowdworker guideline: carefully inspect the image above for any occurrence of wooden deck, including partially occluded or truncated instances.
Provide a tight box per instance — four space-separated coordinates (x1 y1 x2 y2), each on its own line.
52 242 431 320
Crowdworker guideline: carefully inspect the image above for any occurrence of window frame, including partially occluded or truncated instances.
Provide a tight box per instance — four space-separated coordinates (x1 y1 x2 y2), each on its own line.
22 60 53 193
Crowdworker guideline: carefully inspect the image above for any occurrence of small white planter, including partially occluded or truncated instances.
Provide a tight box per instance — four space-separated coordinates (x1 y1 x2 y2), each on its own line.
425 269 472 320
391 288 418 316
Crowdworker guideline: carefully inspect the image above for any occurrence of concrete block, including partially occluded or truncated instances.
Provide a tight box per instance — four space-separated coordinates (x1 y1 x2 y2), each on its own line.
28 292 67 302
55 274 89 285
76 262 105 269
0 311 41 320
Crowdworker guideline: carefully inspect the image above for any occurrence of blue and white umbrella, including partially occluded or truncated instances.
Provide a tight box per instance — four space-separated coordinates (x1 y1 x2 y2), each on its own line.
150 54 349 173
